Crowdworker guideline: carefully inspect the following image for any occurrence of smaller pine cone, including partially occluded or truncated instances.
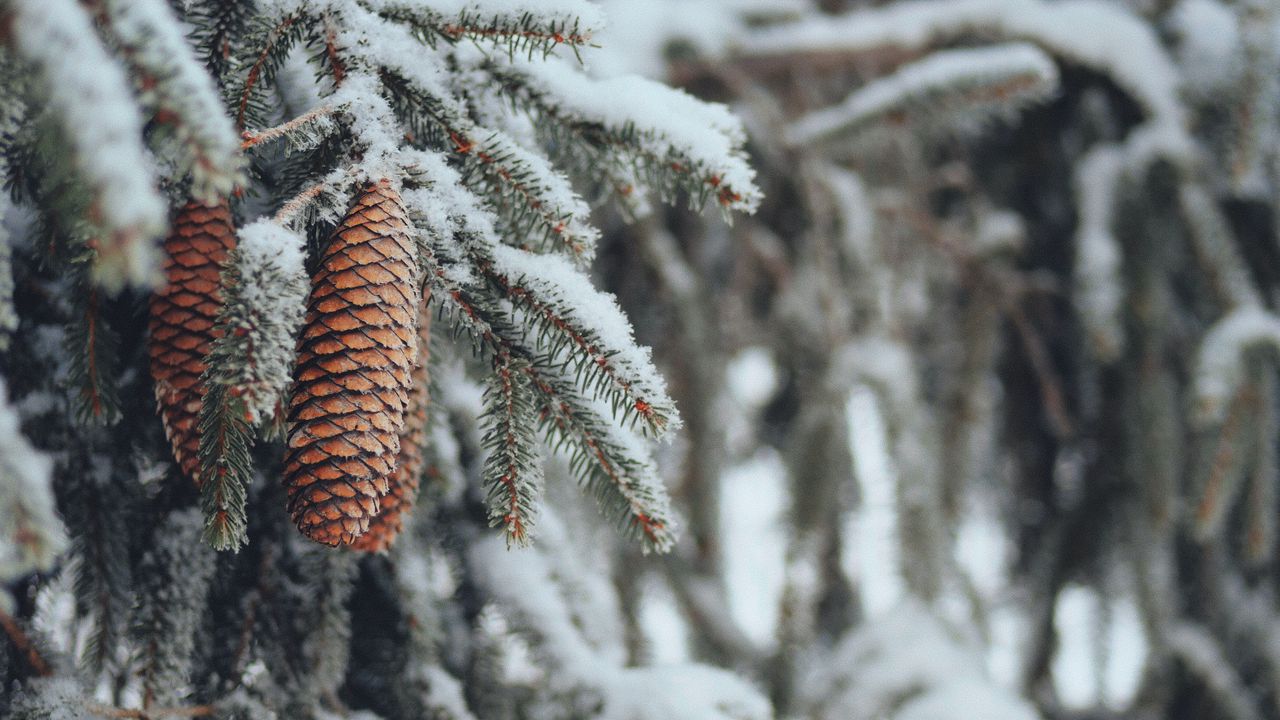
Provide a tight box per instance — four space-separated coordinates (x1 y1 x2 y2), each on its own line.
352 304 431 553
149 199 236 485
284 180 418 546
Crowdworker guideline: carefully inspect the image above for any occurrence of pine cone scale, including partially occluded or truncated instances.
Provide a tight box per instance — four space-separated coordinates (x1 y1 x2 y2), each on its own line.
149 199 236 486
352 302 431 553
284 180 418 546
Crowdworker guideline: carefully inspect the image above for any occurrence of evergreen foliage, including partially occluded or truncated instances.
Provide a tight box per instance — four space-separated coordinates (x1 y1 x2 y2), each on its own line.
0 0 762 717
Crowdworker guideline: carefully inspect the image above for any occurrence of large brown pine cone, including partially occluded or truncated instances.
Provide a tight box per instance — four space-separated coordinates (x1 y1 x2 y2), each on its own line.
284 180 418 546
149 199 236 485
352 304 431 553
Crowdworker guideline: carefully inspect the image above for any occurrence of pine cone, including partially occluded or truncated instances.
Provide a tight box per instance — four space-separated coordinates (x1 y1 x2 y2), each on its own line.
352 304 431 553
149 199 236 485
284 180 418 546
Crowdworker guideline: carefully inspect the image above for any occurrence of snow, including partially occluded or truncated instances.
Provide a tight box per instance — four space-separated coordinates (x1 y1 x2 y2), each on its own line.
747 0 1187 135
1192 305 1280 426
803 600 1040 720
400 149 500 247
471 535 771 720
1171 0 1243 94
845 387 905 615
232 221 310 424
103 0 241 197
7 0 167 286
1073 147 1126 362
0 380 64 583
1051 585 1148 710
725 347 778 410
638 577 690 664
787 43 1059 146
516 58 760 212
721 450 787 648
418 666 480 720
489 244 679 436
602 665 771 720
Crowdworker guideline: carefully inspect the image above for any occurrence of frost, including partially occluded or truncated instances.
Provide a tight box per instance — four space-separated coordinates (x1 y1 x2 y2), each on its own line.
490 244 679 436
224 221 309 424
7 677 89 720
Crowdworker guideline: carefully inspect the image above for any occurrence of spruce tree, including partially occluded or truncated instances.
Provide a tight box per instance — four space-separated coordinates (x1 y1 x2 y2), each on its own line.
0 0 764 717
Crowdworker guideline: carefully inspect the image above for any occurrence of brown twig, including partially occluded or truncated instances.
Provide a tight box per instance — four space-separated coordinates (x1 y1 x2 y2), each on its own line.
273 182 329 226
0 606 52 677
1008 303 1075 440
241 105 336 151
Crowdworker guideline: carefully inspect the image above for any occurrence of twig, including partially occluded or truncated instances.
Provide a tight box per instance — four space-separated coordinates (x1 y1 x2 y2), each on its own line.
273 182 328 226
241 105 335 151
1008 302 1075 440
0 606 52 677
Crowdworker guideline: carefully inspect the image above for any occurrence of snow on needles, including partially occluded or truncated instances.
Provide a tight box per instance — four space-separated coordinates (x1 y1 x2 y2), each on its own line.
518 58 760 212
747 0 1187 135
489 243 680 437
787 43 1058 146
228 221 309 424
7 0 167 281
367 0 606 34
102 0 242 198
1193 305 1280 427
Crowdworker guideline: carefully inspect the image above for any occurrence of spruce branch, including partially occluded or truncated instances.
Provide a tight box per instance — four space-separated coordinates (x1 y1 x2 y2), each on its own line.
197 221 306 550
58 458 133 679
131 509 216 708
186 0 256 87
482 245 678 439
419 240 676 552
239 105 338 152
66 270 122 427
481 351 543 546
379 69 599 260
229 12 310 131
93 0 243 200
196 383 253 551
0 0 167 288
368 1 602 58
483 59 760 213
786 43 1059 148
522 364 676 552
